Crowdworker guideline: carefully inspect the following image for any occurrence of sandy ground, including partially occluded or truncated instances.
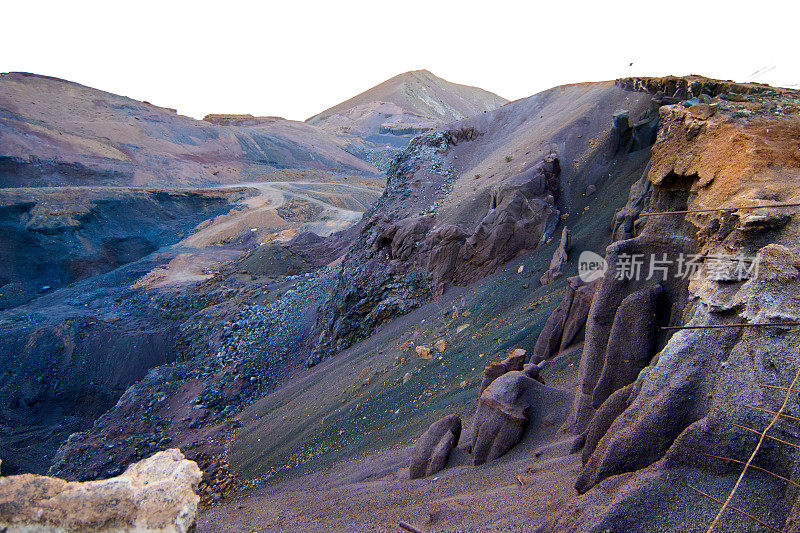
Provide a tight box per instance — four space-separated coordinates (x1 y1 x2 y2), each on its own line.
199 430 582 533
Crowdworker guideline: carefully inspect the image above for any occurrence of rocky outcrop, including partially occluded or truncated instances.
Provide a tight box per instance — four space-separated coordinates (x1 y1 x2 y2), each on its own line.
202 114 282 126
580 383 634 467
544 80 800 532
611 107 659 155
540 227 571 285
616 74 774 100
310 144 562 363
533 277 598 363
611 164 652 241
472 372 533 465
409 415 462 479
452 155 560 286
0 449 201 532
590 284 662 409
562 182 696 436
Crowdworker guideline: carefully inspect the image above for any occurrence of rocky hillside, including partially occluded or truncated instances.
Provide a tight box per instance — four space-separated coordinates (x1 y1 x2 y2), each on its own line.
0 72 378 187
36 77 655 500
205 77 800 532
309 79 658 362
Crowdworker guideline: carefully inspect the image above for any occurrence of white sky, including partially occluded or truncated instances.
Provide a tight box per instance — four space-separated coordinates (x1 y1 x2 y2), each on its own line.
3 0 798 121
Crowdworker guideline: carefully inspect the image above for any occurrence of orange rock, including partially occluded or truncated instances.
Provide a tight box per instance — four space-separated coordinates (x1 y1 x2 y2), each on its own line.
416 346 433 359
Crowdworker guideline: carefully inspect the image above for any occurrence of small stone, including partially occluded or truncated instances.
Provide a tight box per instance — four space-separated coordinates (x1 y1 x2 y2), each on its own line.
689 103 716 120
403 372 412 383
356 367 374 381
433 339 447 352
416 346 433 359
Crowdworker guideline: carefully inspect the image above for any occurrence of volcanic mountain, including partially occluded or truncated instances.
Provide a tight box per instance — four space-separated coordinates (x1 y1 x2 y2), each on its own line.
307 69 508 144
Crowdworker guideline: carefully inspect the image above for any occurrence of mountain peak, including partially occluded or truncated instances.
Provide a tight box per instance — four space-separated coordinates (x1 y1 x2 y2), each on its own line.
307 69 508 124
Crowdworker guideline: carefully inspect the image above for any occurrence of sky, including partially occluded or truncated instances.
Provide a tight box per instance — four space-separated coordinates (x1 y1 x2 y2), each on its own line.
3 0 798 121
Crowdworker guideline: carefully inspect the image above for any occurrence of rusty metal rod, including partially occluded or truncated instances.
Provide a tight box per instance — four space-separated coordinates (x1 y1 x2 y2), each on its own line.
662 322 800 331
732 423 800 450
747 405 800 422
708 352 800 532
689 484 786 533
705 453 800 488
641 203 800 216
760 384 800 392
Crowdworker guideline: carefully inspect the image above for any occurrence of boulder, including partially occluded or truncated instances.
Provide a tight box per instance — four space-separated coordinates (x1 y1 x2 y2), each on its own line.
416 346 433 359
472 371 573 466
0 449 201 532
409 415 462 479
472 372 533 465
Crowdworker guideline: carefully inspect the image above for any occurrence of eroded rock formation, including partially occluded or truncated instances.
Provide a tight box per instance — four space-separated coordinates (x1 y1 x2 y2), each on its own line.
409 415 462 479
544 79 800 532
479 348 527 393
472 369 573 466
540 227 571 286
533 276 598 363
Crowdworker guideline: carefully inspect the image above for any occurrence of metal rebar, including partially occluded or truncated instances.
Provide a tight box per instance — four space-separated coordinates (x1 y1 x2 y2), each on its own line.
641 202 800 216
707 358 800 532
705 453 800 488
760 384 800 392
731 423 800 450
690 484 786 533
661 322 800 331
747 405 800 422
